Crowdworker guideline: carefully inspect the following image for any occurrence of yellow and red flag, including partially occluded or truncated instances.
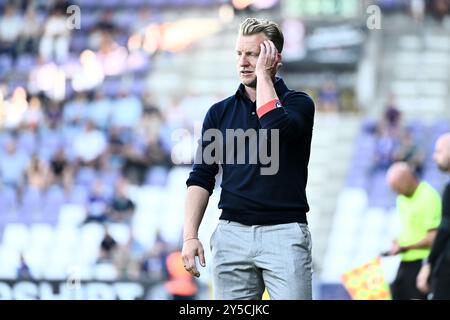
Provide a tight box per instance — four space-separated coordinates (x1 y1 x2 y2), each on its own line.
341 257 392 300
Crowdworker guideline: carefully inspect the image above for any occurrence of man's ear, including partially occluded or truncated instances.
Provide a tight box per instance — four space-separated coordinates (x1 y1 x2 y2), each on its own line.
275 62 283 74
275 53 282 74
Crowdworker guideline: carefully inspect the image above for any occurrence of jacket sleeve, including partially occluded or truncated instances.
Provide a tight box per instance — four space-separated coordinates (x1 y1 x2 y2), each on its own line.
185 106 220 195
257 92 315 141
428 184 450 266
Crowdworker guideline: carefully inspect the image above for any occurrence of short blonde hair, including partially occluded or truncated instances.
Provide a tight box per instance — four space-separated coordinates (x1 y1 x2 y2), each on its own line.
239 18 284 53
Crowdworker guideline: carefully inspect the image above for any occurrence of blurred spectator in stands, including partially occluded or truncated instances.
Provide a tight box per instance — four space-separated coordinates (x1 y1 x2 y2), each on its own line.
161 96 188 131
393 131 425 177
83 179 109 224
141 230 170 281
3 86 28 130
27 57 64 99
0 4 23 61
45 99 63 128
122 139 148 185
417 133 450 299
97 31 127 77
49 147 73 188
109 179 135 223
0 139 29 191
87 90 111 130
0 97 5 130
17 253 32 280
370 96 403 175
107 126 126 170
94 10 118 36
146 134 172 168
141 91 160 113
110 89 143 128
164 251 198 300
72 50 105 92
25 154 49 191
73 121 107 169
411 0 426 23
132 7 155 35
39 5 71 64
136 106 163 149
88 10 118 56
370 122 398 173
98 228 118 263
115 231 146 280
23 95 44 130
317 80 340 113
17 8 42 56
385 162 441 300
383 94 402 136
429 0 450 22
63 92 88 124
122 134 171 185
51 0 72 13
159 97 190 161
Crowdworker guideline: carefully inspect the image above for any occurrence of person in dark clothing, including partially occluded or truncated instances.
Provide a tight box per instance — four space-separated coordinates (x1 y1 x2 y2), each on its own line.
83 180 109 224
98 229 118 263
17 254 32 280
417 133 450 299
181 18 315 300
49 147 72 188
109 179 135 223
122 136 170 185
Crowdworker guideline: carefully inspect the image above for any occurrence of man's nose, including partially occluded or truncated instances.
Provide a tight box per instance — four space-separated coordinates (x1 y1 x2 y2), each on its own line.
238 55 249 67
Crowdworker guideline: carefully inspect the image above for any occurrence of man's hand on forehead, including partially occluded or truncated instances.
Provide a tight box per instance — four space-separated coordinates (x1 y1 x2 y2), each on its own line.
256 40 281 77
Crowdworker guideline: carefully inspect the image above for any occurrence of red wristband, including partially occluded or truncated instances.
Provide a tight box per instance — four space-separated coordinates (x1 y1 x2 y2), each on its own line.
257 99 281 118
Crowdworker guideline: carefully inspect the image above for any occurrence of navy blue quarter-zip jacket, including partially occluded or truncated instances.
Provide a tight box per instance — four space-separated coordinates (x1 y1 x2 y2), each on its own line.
186 78 315 225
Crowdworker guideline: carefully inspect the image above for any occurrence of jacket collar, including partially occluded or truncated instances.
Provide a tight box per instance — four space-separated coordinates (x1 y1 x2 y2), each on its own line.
235 77 289 100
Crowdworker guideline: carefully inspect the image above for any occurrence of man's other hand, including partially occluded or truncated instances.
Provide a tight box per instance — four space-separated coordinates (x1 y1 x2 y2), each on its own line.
181 238 206 278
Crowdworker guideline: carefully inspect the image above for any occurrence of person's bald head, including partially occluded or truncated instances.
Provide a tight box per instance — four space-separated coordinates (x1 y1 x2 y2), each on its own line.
434 133 450 172
386 162 418 197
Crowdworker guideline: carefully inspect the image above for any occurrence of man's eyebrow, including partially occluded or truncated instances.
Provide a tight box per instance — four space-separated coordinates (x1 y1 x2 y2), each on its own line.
236 49 258 54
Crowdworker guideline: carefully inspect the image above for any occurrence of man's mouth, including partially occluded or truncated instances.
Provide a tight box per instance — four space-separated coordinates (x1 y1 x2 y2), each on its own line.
240 71 253 76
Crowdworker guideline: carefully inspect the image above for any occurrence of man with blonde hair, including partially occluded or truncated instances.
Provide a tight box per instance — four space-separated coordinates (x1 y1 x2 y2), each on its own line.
182 18 315 299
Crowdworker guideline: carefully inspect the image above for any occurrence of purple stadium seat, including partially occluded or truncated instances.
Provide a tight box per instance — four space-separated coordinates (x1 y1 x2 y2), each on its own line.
101 0 121 9
0 132 13 151
145 166 169 187
433 119 450 132
0 187 19 219
153 0 168 6
129 79 145 96
116 33 129 47
42 185 66 224
75 167 98 188
103 79 122 97
19 187 44 223
74 0 97 8
17 131 37 156
68 184 89 206
77 10 98 30
128 0 153 7
115 12 136 29
0 55 12 76
70 33 88 53
15 54 36 73
100 170 120 187
127 52 150 74
346 174 368 189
